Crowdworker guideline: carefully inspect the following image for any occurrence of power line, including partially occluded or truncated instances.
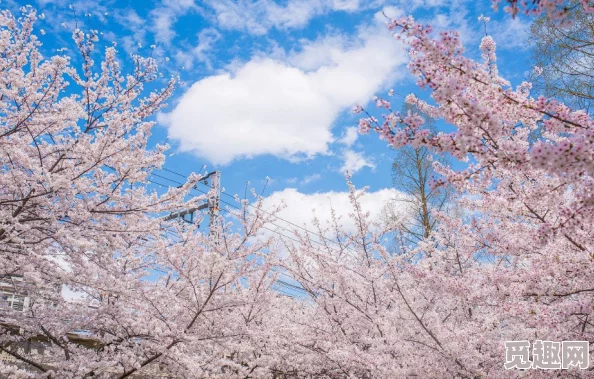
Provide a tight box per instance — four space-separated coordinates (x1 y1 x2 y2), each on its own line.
275 279 310 295
147 178 311 295
145 182 310 296
192 186 314 245
151 172 185 187
147 177 309 249
149 169 364 298
147 169 364 297
153 167 353 253
215 207 309 296
147 178 177 189
150 170 337 250
157 169 315 234
139 142 312 296
161 167 190 179
146 177 324 260
220 190 335 246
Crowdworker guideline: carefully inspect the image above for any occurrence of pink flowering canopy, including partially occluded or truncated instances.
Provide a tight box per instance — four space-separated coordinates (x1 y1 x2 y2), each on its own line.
493 0 594 19
348 6 594 378
0 6 285 378
1 2 594 378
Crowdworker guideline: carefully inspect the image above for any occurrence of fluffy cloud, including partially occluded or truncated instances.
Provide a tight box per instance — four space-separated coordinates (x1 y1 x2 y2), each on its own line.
335 126 373 175
203 0 386 35
340 149 375 174
338 127 359 147
259 187 406 243
161 20 407 165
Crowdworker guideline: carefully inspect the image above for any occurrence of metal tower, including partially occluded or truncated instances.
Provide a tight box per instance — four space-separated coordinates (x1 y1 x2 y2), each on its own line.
163 171 221 239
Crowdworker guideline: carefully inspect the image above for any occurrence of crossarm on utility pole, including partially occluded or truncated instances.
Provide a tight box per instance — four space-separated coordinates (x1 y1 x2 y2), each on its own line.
161 171 221 233
162 203 209 221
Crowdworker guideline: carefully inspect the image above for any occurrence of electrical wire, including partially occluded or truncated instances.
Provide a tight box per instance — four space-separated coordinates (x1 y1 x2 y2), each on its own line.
152 168 353 252
147 177 312 295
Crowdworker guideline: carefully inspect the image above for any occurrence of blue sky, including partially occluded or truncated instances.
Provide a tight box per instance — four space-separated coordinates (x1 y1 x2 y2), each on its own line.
15 0 534 237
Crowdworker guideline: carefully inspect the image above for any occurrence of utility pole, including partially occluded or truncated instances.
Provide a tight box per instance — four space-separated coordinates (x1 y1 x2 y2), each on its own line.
163 171 221 241
206 171 221 242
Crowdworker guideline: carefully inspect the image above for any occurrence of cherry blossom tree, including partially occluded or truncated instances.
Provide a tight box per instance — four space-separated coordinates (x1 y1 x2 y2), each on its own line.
492 0 594 19
4 2 594 378
275 177 499 377
0 7 283 378
331 8 594 378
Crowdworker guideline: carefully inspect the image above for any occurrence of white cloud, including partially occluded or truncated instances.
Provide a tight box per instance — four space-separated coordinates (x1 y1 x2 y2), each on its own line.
161 20 407 165
385 0 452 12
376 5 404 20
112 9 148 54
203 0 386 35
337 126 358 147
194 28 222 63
410 2 527 53
422 3 475 46
340 149 375 174
204 0 323 35
175 28 222 69
332 0 362 11
287 34 349 71
161 59 335 164
116 9 145 31
150 0 199 44
335 125 373 175
301 174 322 185
489 17 530 50
260 187 406 242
